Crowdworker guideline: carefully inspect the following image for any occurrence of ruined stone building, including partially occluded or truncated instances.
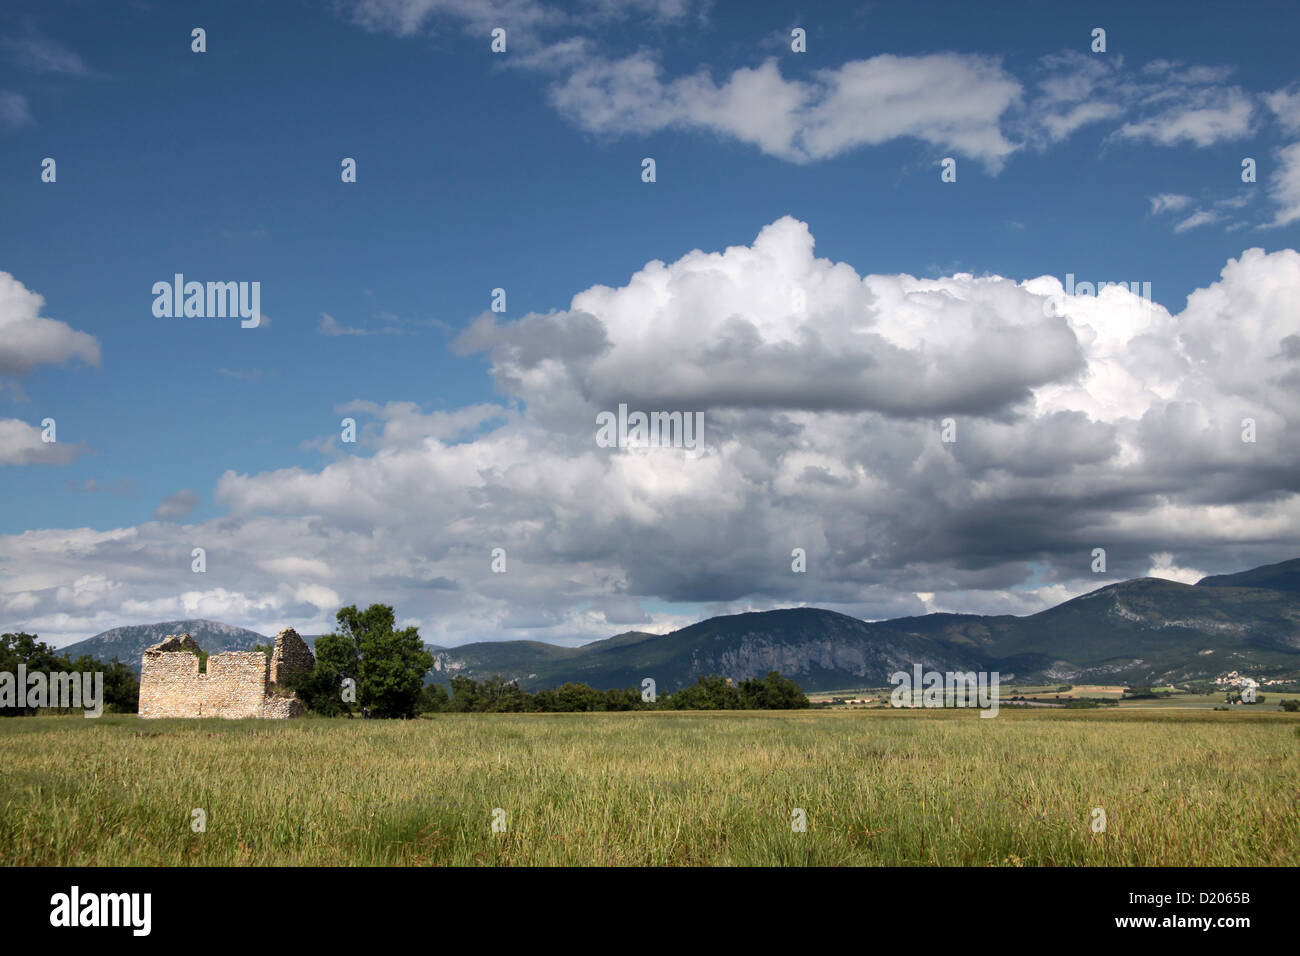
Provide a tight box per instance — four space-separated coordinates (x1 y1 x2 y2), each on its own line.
138 628 314 718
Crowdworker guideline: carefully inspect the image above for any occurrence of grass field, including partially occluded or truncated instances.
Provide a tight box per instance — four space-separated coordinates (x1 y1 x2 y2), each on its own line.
2 709 1297 866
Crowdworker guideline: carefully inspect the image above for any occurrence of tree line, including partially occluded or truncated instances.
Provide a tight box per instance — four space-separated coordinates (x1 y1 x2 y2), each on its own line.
0 632 139 715
287 604 810 716
418 670 810 713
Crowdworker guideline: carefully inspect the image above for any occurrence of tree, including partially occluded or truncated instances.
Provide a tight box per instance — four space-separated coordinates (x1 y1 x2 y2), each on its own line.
667 675 743 710
417 683 449 713
739 671 810 709
602 687 641 711
448 674 484 712
347 605 433 718
67 654 139 713
535 682 605 712
292 605 432 718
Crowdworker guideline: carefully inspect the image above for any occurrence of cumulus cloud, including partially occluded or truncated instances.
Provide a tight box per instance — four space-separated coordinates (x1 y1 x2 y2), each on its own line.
0 272 100 377
4 197 1300 652
457 218 1084 416
5 218 1298 647
0 418 90 466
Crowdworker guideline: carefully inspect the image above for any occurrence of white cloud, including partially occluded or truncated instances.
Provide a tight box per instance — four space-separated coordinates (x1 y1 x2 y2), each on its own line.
344 0 557 38
1149 190 1257 235
1148 193 1192 215
1024 53 1257 152
549 52 1023 168
460 217 1083 414
1265 83 1300 134
1115 86 1254 147
6 221 1300 647
1173 209 1223 233
0 418 88 466
153 489 200 521
1267 142 1300 227
340 6 1288 177
0 91 32 128
1038 100 1123 142
1146 552 1205 585
0 272 100 377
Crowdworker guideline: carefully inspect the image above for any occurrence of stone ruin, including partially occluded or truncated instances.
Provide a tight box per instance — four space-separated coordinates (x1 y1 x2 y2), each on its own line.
138 628 314 719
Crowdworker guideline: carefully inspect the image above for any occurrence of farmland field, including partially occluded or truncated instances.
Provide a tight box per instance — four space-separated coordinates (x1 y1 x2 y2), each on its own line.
1 709 1297 866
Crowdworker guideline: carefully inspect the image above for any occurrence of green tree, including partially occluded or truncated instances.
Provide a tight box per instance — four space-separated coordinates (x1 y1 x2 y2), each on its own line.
67 654 140 713
537 682 605 712
738 671 810 709
346 605 433 718
448 674 484 712
417 682 450 713
285 629 360 716
668 675 743 710
292 605 432 718
602 687 641 711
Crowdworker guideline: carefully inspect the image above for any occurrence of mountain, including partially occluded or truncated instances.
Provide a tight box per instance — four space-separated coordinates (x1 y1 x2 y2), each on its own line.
58 620 276 670
432 609 988 692
1197 557 1300 593
53 558 1300 690
432 563 1300 692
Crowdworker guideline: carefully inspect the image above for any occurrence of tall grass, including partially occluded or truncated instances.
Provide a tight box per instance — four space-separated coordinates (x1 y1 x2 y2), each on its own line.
1 709 1296 865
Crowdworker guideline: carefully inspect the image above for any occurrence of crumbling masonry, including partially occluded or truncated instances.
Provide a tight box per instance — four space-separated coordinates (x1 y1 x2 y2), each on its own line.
138 628 314 718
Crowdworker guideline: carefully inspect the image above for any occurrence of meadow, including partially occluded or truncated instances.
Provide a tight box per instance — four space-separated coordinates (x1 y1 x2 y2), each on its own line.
1 709 1297 866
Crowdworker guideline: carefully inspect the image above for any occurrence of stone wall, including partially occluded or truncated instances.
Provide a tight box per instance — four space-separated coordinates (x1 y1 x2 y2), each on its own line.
138 630 313 719
270 627 314 684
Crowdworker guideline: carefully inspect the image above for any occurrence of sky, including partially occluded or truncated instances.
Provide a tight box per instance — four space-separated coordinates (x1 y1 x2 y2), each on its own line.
1 0 1298 648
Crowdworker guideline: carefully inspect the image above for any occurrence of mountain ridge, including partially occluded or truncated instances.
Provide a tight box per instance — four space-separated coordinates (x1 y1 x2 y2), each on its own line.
43 558 1300 690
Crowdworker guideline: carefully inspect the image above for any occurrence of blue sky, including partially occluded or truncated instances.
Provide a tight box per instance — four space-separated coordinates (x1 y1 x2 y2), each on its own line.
2 0 1299 646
